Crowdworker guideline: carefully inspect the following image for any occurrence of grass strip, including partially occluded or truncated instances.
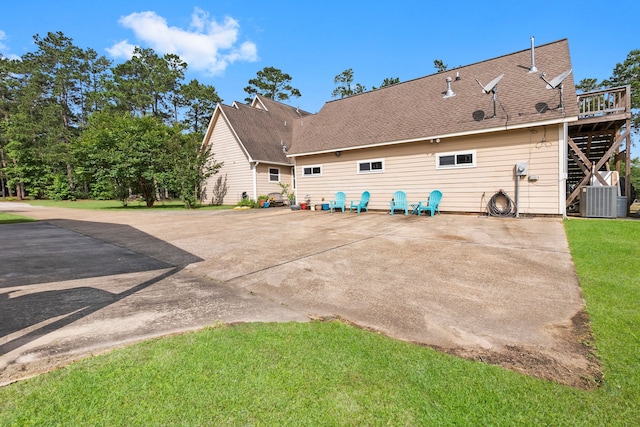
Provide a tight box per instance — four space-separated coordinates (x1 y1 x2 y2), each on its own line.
0 212 36 224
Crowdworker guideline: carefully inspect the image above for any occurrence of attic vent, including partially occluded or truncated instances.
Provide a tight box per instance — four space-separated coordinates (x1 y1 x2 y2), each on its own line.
528 36 538 73
443 77 455 98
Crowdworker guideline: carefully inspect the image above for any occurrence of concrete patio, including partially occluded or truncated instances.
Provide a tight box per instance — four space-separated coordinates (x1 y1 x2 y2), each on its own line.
0 203 595 387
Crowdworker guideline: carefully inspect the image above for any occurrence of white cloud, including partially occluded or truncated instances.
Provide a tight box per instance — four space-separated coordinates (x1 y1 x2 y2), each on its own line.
0 29 20 60
189 7 207 32
105 40 136 58
108 9 258 75
0 29 8 53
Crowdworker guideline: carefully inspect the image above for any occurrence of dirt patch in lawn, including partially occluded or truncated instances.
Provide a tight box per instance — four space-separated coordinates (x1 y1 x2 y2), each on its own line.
432 310 602 390
316 310 601 390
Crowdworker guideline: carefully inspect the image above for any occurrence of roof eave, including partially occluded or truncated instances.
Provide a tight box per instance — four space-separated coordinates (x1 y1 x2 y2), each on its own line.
286 115 578 157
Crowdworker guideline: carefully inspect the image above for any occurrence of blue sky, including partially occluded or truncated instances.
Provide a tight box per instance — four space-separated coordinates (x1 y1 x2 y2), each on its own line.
1 1 638 113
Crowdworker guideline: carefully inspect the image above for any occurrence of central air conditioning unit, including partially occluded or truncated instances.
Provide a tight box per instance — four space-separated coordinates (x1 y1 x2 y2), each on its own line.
580 186 617 218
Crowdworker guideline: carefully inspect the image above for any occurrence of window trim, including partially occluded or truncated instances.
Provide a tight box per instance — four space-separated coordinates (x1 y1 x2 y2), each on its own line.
436 150 476 169
357 158 385 174
302 165 322 177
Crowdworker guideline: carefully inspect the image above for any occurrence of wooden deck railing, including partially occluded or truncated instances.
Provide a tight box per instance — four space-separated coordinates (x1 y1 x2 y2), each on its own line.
577 85 631 118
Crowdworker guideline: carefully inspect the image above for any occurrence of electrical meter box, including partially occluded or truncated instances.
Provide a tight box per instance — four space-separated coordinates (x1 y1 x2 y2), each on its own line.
515 162 528 176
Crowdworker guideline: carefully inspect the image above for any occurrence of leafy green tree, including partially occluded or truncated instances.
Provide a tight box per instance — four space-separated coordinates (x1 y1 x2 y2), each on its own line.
180 79 221 134
243 67 301 104
162 133 222 208
78 48 112 128
372 77 400 90
1 32 112 200
22 32 86 196
78 112 174 207
576 78 600 93
332 68 367 98
0 55 16 197
433 59 448 73
1 31 221 201
164 53 188 123
631 157 640 194
602 49 640 132
109 47 186 122
77 111 219 207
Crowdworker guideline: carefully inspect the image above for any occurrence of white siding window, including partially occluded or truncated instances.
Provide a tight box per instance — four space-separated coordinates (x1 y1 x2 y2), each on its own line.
436 150 476 169
357 159 384 174
302 165 322 177
268 167 280 182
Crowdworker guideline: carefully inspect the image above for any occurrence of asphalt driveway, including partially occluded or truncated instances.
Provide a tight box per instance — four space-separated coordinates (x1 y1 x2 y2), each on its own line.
0 203 594 387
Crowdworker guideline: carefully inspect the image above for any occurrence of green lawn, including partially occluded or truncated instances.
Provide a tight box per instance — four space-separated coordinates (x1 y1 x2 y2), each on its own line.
0 212 36 224
0 219 638 425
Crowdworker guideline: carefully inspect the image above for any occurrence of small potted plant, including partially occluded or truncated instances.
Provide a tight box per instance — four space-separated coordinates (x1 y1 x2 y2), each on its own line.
258 195 268 208
299 194 308 210
266 195 275 208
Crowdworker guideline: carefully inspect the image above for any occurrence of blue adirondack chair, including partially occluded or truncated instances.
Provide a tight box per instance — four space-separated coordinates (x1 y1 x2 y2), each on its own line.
389 191 409 215
329 192 346 213
350 191 370 214
416 190 442 217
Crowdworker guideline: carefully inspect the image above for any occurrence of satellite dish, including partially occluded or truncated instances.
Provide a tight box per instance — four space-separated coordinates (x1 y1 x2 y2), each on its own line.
540 69 572 111
541 69 572 89
475 74 504 94
474 74 507 119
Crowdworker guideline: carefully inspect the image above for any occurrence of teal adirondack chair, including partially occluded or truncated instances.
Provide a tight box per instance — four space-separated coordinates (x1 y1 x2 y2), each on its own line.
389 191 409 215
349 191 370 214
329 192 346 213
416 190 442 217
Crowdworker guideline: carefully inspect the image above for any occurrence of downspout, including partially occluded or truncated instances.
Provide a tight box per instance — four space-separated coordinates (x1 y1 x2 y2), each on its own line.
560 124 568 218
252 161 260 200
291 161 296 204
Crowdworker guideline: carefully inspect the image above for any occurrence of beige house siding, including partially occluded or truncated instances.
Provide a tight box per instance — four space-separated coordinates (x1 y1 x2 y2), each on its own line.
255 163 293 198
293 125 563 215
203 115 254 204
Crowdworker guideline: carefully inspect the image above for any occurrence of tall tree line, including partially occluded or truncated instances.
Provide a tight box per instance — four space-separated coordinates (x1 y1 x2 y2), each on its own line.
0 31 221 206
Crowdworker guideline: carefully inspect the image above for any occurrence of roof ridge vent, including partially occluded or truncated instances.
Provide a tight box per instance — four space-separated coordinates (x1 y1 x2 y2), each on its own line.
528 36 538 73
443 77 456 98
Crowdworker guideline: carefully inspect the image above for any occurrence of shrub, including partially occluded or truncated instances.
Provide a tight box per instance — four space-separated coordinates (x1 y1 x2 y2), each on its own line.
237 198 258 208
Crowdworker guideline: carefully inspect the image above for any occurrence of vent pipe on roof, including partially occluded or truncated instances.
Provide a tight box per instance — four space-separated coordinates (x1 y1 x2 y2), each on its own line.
528 36 538 73
443 77 456 98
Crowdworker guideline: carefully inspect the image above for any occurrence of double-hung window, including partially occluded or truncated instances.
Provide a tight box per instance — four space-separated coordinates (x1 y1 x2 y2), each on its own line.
268 167 280 182
436 150 476 169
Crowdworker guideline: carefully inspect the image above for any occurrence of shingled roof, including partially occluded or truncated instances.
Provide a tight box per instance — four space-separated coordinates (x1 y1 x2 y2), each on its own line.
288 39 578 155
216 96 311 164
